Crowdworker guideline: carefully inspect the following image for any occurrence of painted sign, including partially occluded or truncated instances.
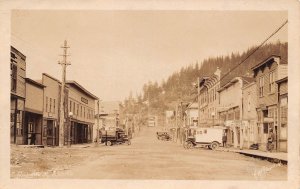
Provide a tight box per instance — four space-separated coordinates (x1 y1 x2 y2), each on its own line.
81 97 88 104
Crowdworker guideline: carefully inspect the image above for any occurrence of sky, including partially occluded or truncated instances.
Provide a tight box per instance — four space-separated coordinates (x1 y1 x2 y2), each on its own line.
11 10 287 101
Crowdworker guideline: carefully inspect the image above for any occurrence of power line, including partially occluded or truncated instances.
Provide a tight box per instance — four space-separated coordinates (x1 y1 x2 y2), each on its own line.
185 19 288 110
219 19 288 84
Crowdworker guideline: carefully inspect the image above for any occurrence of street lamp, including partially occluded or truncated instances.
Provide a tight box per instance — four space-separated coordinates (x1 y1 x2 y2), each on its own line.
68 111 73 147
211 112 215 127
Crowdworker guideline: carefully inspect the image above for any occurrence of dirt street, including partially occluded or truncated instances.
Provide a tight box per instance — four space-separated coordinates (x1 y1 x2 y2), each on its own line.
11 126 287 180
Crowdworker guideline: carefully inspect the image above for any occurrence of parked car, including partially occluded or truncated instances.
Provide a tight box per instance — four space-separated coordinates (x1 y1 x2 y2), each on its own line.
156 132 172 141
184 127 225 150
101 128 131 146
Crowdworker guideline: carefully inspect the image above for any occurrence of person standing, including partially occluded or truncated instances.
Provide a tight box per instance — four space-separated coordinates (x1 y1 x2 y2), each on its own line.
267 129 275 152
29 133 36 145
222 131 227 148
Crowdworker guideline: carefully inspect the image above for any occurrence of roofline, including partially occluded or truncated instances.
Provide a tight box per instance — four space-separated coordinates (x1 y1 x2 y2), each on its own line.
11 46 26 59
42 73 62 84
242 81 256 90
25 78 45 88
217 77 241 92
276 76 288 84
251 55 281 71
66 80 99 100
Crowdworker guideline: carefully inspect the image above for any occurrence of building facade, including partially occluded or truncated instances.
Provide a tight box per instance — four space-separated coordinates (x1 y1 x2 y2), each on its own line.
10 46 26 144
184 102 198 128
198 68 221 127
217 77 254 148
276 77 288 152
251 55 287 151
24 78 45 145
241 82 258 149
66 81 98 144
41 73 61 146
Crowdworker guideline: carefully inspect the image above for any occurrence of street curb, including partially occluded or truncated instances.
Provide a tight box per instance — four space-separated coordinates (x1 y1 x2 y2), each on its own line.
217 148 288 165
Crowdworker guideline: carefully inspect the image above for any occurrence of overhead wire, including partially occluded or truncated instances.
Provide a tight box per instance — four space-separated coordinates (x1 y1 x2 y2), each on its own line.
184 19 288 110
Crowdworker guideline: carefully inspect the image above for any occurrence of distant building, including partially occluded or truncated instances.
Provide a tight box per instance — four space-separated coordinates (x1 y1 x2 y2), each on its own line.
98 101 121 129
276 77 288 152
93 101 121 142
184 102 198 128
251 55 287 151
165 110 175 128
10 46 26 144
66 81 98 144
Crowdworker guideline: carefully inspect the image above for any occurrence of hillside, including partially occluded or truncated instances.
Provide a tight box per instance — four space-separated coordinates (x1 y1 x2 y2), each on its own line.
121 42 288 122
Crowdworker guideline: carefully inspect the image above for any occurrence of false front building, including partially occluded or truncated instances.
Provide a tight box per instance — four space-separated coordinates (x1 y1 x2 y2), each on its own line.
66 81 98 144
10 46 26 144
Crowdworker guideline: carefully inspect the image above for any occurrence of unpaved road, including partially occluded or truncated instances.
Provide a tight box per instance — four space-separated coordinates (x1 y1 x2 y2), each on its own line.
48 127 287 180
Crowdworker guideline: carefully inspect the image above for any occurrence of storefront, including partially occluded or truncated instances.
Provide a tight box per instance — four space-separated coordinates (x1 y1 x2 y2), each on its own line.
10 96 25 144
70 120 93 144
256 105 278 151
10 46 26 144
276 77 288 152
24 111 43 145
65 81 98 145
24 78 45 145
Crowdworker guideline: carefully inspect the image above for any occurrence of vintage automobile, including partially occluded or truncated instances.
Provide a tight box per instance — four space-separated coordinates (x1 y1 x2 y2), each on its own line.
101 128 131 146
156 132 172 141
184 127 225 150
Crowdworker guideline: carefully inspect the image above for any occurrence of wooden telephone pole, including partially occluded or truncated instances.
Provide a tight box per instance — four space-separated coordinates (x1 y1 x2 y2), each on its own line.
58 40 70 147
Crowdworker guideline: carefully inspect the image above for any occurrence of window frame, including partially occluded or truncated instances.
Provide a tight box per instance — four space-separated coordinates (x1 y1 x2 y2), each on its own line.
259 76 264 97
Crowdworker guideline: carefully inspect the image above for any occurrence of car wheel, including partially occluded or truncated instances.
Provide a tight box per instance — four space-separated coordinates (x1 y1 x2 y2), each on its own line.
186 141 193 149
106 141 112 146
210 142 219 150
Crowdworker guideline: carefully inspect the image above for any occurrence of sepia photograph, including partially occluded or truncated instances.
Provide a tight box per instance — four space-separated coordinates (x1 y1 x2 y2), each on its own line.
0 0 300 189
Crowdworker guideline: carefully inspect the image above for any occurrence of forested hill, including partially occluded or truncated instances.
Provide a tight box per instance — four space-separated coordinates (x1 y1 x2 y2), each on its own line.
122 42 287 117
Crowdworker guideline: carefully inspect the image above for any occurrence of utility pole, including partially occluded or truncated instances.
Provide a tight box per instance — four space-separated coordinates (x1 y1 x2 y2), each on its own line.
197 77 200 127
96 99 100 146
58 40 70 147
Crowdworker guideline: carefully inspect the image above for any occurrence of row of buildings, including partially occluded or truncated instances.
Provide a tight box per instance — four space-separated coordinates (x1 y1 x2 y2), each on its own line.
170 55 288 152
10 46 99 146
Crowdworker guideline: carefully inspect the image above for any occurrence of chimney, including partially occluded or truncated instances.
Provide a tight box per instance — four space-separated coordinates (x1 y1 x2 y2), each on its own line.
214 67 221 79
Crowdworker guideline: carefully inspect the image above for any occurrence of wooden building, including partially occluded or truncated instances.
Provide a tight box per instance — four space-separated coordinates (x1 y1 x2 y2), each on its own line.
276 77 288 152
10 46 26 144
66 81 98 144
251 55 287 151
24 78 45 145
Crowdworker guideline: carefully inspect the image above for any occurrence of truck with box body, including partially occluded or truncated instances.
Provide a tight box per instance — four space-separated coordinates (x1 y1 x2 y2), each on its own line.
184 127 225 150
